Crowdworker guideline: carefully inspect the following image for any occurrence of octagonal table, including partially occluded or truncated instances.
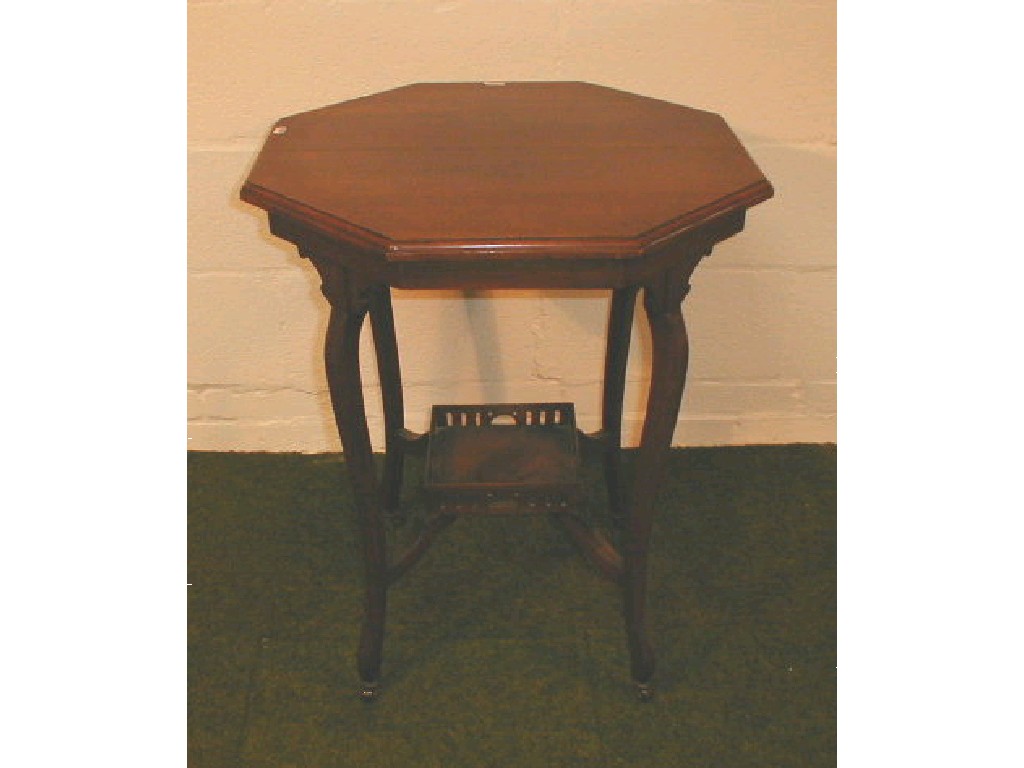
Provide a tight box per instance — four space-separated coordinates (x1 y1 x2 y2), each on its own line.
240 81 773 701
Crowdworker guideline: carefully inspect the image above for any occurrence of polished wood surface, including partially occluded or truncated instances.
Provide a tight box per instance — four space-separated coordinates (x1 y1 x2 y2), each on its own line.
424 402 581 513
241 82 773 700
242 82 772 263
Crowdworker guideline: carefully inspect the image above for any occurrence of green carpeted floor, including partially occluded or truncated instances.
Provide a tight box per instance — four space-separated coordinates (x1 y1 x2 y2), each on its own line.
189 444 835 767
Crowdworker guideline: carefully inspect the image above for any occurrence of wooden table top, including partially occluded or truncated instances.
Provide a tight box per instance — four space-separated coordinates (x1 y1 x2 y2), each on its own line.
241 82 772 263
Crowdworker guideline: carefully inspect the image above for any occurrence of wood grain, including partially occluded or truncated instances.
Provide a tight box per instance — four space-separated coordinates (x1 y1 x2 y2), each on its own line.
242 82 772 262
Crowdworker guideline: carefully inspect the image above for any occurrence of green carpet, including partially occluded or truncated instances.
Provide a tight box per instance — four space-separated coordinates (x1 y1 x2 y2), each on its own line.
188 444 836 767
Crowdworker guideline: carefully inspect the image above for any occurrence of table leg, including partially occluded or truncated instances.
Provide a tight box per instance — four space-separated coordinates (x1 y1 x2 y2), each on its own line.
602 286 639 528
369 286 405 522
624 269 693 699
317 262 388 700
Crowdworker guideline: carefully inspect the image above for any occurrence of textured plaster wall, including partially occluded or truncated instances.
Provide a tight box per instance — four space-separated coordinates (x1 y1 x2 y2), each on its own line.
187 0 836 452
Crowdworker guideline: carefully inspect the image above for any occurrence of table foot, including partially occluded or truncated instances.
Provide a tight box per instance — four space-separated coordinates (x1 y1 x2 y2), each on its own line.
357 680 380 702
635 681 655 702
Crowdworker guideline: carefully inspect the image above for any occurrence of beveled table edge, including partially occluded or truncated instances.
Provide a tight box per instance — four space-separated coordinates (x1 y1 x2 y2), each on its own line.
239 178 774 262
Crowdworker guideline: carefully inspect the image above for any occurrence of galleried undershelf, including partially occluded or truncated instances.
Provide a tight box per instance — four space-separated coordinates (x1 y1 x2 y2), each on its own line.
240 81 773 702
425 402 581 514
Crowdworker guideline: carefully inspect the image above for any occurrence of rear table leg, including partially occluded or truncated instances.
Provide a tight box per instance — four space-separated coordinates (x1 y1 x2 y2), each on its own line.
602 286 639 530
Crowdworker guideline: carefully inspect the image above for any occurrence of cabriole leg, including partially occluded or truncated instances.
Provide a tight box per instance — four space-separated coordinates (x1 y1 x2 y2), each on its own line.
315 259 388 699
369 285 406 524
602 285 639 529
623 266 694 699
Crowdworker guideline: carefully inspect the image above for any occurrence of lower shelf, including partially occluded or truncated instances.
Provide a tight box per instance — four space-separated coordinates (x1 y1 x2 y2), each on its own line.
424 403 581 513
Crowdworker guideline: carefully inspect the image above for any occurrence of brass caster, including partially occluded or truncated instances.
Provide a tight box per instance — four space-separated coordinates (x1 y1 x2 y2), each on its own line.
357 681 380 702
635 682 654 702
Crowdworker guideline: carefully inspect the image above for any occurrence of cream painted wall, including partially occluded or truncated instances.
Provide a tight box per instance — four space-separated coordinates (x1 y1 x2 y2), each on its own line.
187 0 836 452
